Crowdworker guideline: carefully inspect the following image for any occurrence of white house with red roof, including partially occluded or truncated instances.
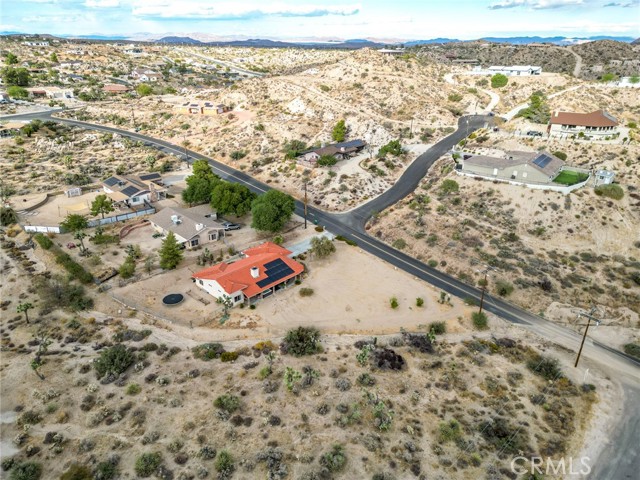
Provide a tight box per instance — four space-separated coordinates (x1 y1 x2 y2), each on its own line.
548 110 619 137
191 242 304 306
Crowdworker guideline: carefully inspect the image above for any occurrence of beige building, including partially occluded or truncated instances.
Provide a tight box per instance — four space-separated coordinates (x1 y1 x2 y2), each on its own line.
548 110 618 137
102 173 167 207
458 151 565 185
149 205 225 249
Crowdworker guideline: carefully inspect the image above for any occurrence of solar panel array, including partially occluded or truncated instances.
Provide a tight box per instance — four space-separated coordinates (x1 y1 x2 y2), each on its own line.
335 140 365 149
256 258 294 288
139 173 161 181
104 176 119 187
532 154 553 169
121 185 140 197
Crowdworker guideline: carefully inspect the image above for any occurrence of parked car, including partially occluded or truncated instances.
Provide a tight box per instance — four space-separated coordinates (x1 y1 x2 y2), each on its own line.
526 130 543 137
222 222 241 231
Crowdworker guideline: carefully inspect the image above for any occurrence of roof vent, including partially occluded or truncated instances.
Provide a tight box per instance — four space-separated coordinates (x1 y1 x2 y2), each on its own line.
171 215 181 224
196 223 204 231
250 266 259 279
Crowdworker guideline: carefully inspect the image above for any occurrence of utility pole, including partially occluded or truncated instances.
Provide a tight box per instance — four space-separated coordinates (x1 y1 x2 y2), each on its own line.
465 118 469 137
574 307 602 368
477 266 496 315
303 180 308 229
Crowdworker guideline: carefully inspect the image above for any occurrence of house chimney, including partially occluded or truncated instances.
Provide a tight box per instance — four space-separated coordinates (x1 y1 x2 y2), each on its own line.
554 110 559 117
171 215 181 224
196 223 204 231
250 266 259 279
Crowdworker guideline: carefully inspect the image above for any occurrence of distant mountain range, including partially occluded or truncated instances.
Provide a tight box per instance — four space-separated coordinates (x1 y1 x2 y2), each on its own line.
1 32 637 48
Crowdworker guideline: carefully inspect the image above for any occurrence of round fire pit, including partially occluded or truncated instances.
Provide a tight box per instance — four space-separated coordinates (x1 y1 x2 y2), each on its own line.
162 293 184 306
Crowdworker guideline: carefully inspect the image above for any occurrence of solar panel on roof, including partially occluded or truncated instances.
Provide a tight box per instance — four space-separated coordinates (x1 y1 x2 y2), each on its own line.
104 176 119 187
120 186 140 197
256 258 294 288
532 154 552 169
139 173 161 181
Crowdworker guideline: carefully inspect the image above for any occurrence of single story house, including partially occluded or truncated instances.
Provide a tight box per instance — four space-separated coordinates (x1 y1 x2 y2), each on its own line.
131 68 160 82
457 150 565 184
548 110 619 137
594 170 615 186
298 139 366 166
0 122 25 138
103 83 130 94
22 41 49 47
203 102 230 115
149 205 225 249
102 172 167 207
26 87 74 99
192 242 304 306
488 65 542 76
175 101 230 115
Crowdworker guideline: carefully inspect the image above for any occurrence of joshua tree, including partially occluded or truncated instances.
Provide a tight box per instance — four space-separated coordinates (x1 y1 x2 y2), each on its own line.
31 332 52 380
17 302 33 324
217 295 234 324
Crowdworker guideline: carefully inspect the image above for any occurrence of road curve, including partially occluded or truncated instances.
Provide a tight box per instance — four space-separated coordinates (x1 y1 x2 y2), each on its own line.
4 109 639 477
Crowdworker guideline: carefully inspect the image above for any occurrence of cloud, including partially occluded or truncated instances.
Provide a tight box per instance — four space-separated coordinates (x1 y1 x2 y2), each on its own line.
605 0 640 6
489 0 584 9
85 0 120 7
131 1 361 20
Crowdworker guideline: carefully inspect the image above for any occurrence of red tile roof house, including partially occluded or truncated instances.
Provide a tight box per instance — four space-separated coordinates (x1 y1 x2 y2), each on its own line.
192 242 304 307
548 110 619 138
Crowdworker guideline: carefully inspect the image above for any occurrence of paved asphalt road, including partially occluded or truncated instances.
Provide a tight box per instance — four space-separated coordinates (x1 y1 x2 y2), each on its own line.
4 109 639 477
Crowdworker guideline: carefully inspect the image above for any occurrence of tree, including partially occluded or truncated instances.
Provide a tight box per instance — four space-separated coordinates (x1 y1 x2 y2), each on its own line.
17 302 33 324
182 160 220 206
251 189 296 233
630 76 640 84
119 257 136 279
0 206 18 226
90 194 114 219
210 182 256 217
283 139 307 159
136 83 153 96
0 180 16 202
5 52 18 65
377 140 403 158
491 73 508 88
159 232 183 269
600 72 617 82
6 85 28 99
2 66 31 86
317 155 337 167
217 294 233 323
61 213 88 233
310 236 336 258
332 119 347 142
30 332 52 380
50 52 59 63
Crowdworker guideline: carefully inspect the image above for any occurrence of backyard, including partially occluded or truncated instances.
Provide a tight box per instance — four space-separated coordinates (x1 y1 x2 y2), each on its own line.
553 169 590 185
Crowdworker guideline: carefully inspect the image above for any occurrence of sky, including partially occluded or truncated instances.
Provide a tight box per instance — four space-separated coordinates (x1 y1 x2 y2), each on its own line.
1 0 639 40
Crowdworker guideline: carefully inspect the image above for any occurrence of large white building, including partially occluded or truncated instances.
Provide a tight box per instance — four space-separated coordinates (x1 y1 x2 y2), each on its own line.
469 65 542 76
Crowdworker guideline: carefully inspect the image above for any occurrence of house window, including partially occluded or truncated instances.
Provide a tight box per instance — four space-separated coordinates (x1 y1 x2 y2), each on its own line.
198 280 203 285
190 238 199 247
209 233 217 241
234 294 242 303
131 197 139 203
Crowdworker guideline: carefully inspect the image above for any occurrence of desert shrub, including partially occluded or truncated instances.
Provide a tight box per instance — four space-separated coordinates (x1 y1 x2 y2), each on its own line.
281 327 321 356
33 233 53 250
126 383 141 395
390 297 398 309
372 348 405 370
439 419 462 443
192 343 225 360
392 238 406 250
215 451 234 478
472 312 488 330
213 394 240 413
416 297 424 307
283 367 302 391
9 462 42 480
403 333 434 353
357 373 376 386
553 151 567 161
335 378 352 391
624 343 640 359
479 417 529 455
119 258 136 279
94 458 119 480
60 464 92 480
320 444 347 472
36 276 93 312
527 354 564 381
220 351 239 362
594 184 624 200
299 288 314 297
491 73 508 88
448 93 463 102
93 344 135 379
494 279 514 297
54 252 93 283
430 321 446 335
440 179 459 194
134 452 162 477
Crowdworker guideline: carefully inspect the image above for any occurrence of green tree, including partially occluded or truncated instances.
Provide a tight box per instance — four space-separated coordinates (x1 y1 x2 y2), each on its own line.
9 461 42 480
159 231 183 269
61 213 88 233
630 76 640 84
136 83 153 96
2 66 31 86
600 72 617 82
210 182 256 217
50 52 59 63
134 453 163 478
377 140 403 158
5 52 18 65
6 85 28 99
317 155 337 167
440 179 459 194
0 206 18 226
182 160 220 206
310 236 336 258
283 139 307 159
94 344 135 378
119 257 136 279
90 194 114 219
251 189 296 233
60 464 92 480
332 119 347 142
17 302 33 324
491 73 508 88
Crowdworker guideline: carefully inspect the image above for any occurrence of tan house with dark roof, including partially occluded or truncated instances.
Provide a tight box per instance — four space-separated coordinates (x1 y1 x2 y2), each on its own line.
548 110 619 137
149 205 225 249
458 150 565 184
102 173 167 207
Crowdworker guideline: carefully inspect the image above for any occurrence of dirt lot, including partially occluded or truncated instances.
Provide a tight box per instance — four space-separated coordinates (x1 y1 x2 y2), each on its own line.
0 227 615 480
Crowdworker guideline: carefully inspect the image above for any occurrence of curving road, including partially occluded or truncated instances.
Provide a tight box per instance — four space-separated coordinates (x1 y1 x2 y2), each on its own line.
4 109 639 477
